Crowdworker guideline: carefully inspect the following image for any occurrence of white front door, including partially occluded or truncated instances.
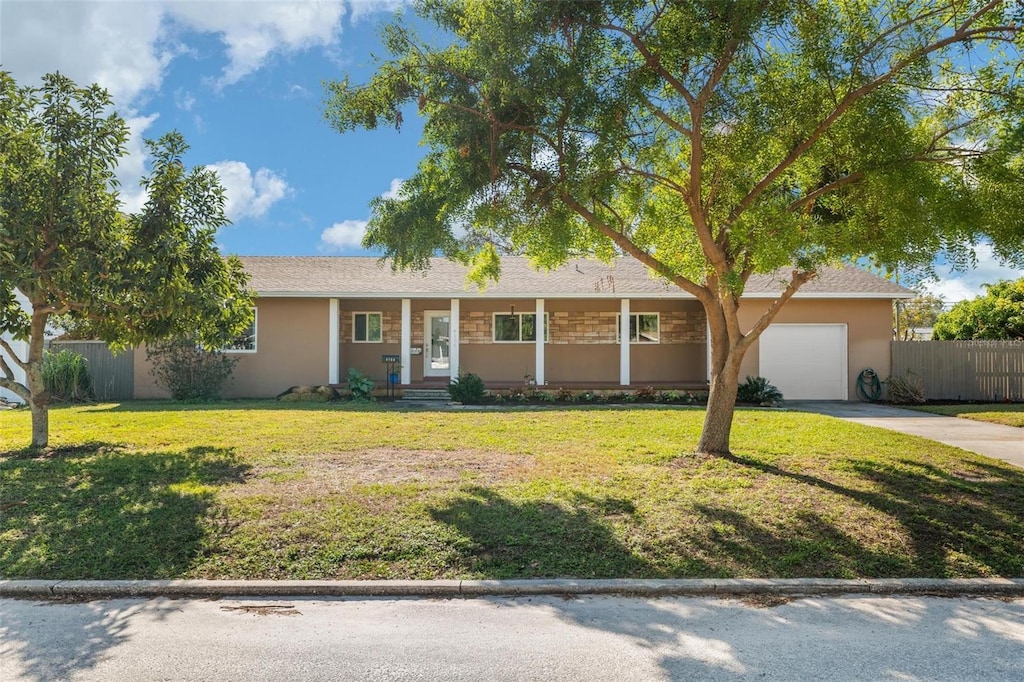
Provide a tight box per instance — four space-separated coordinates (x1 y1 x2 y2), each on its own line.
424 311 451 377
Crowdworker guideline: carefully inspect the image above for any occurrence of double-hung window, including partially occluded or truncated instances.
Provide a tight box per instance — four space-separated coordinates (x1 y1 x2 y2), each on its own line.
617 313 660 343
223 308 257 352
493 312 548 342
353 312 383 343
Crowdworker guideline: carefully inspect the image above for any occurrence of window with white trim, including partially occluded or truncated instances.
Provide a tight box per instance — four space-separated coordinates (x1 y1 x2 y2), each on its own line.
353 312 383 343
493 312 549 342
223 308 257 352
617 313 660 343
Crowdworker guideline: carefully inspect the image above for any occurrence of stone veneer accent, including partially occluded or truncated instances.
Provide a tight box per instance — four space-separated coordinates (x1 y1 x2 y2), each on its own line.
340 308 706 345
340 310 403 344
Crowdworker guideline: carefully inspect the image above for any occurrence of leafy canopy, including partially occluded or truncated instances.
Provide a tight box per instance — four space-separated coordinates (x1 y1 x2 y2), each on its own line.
0 72 253 352
326 0 1024 295
933 278 1024 339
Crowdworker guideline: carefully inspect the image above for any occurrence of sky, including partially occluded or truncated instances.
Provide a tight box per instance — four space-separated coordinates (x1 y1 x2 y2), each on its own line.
1 0 1021 303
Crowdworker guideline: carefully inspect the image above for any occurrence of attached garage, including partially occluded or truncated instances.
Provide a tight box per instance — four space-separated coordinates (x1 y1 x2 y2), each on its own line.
758 323 848 400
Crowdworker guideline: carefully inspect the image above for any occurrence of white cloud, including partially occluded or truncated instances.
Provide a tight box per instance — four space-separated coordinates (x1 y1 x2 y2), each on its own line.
167 1 347 88
381 177 404 200
923 244 1024 303
117 114 163 213
348 0 405 24
207 161 292 222
320 220 369 251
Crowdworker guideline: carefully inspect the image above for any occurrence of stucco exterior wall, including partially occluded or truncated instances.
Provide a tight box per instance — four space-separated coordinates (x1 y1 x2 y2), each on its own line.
134 297 331 399
335 297 707 385
737 298 893 400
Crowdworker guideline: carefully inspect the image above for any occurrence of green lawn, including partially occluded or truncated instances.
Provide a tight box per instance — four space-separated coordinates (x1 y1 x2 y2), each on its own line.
2 401 1022 581
910 403 1024 428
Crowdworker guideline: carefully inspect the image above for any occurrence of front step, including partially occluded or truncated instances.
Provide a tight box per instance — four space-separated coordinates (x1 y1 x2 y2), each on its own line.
398 388 451 402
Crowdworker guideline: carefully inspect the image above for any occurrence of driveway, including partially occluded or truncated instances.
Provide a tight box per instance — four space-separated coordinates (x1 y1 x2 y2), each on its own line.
789 401 1024 469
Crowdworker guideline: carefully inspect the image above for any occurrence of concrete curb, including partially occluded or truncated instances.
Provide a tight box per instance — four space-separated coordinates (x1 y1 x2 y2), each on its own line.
3 578 1023 600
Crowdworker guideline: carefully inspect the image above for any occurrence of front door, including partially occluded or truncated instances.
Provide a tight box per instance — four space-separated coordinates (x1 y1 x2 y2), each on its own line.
424 311 450 376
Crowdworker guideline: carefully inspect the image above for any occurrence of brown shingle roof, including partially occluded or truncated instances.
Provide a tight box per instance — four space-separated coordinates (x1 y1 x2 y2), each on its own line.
238 256 912 299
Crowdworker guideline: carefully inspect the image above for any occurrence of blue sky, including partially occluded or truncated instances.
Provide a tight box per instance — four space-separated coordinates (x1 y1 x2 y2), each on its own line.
1 0 1020 302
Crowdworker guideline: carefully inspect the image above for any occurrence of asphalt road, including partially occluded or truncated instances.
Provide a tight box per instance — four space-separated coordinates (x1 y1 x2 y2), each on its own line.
2 594 1023 681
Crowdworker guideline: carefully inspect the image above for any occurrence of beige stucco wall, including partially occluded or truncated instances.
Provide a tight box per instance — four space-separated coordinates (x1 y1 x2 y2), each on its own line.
737 298 893 400
134 297 331 399
335 297 708 385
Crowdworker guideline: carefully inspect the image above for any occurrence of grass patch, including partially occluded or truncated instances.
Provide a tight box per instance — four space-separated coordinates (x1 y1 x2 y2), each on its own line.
2 401 1023 580
909 403 1024 428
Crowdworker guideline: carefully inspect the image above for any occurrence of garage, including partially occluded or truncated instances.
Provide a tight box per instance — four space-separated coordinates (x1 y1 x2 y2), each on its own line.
758 323 848 400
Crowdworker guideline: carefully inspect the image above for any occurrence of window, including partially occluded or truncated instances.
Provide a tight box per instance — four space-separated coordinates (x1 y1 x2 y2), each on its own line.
223 309 257 352
353 312 383 343
617 313 660 343
493 312 549 342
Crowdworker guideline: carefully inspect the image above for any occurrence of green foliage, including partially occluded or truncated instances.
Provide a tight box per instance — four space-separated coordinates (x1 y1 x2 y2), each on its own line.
147 338 238 401
736 376 784 406
886 372 926 404
448 371 486 404
932 278 1024 340
41 350 94 403
324 0 1024 454
895 293 946 340
347 368 376 401
0 71 254 446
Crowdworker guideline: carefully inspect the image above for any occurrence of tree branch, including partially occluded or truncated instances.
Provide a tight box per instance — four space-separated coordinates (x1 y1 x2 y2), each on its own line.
0 336 28 371
727 2 1015 227
558 192 712 303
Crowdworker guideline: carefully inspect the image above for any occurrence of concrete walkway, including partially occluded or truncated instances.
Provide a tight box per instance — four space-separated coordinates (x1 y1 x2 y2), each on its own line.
789 401 1024 468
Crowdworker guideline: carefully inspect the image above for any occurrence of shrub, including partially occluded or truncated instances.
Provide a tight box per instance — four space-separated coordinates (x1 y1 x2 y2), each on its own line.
886 371 926 404
737 376 784 406
41 349 95 402
147 338 238 401
448 372 486 404
554 386 575 402
633 386 659 402
277 385 337 402
347 368 376 401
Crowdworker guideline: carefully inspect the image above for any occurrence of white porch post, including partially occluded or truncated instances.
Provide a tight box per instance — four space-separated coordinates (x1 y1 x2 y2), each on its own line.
535 298 545 385
620 298 630 386
328 298 340 384
401 298 412 385
449 298 460 382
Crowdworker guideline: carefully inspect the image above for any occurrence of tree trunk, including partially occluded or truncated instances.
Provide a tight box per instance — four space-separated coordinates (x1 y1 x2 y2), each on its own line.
696 359 742 455
24 355 50 449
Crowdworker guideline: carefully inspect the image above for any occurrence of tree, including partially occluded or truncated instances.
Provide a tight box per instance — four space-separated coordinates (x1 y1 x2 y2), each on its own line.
325 1 1024 454
0 72 253 448
894 292 946 340
932 278 1024 339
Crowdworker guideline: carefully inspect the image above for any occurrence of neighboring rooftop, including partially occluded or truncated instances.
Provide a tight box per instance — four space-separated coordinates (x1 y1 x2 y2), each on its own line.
239 256 913 299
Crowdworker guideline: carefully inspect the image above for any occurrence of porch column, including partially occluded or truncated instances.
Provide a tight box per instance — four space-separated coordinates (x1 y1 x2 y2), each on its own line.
535 298 545 385
449 298 460 381
328 298 340 384
401 298 411 385
620 298 630 386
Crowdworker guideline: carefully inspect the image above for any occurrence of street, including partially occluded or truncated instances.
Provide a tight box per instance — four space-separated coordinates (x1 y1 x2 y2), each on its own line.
2 594 1022 680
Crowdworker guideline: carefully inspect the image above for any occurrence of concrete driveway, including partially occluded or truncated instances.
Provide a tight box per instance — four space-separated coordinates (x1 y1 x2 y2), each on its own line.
789 401 1024 468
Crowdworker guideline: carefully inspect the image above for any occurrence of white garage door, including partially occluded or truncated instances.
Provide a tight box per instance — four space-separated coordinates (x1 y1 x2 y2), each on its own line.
758 324 848 400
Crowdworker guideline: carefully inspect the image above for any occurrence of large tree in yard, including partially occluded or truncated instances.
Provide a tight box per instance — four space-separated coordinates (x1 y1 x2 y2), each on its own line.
326 1 1024 454
0 73 253 448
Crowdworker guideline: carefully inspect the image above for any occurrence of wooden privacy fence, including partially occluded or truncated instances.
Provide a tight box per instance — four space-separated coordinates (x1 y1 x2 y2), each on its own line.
50 341 134 401
891 340 1024 401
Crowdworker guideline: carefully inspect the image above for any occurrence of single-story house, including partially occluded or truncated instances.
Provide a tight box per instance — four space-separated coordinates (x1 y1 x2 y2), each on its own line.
133 257 913 401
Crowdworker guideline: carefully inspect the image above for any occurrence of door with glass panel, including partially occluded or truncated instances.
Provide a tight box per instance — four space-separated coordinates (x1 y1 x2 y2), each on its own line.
423 311 450 376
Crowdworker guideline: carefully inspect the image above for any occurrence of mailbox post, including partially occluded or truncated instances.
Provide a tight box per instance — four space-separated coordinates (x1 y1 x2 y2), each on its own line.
381 354 401 398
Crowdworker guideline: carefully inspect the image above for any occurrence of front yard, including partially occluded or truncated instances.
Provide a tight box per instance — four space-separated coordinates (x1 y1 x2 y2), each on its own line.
910 403 1024 428
1 402 1022 580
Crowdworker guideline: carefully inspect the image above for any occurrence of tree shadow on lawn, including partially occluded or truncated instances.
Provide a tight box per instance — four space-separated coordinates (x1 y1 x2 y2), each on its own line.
429 486 662 578
0 443 250 579
715 452 1024 577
